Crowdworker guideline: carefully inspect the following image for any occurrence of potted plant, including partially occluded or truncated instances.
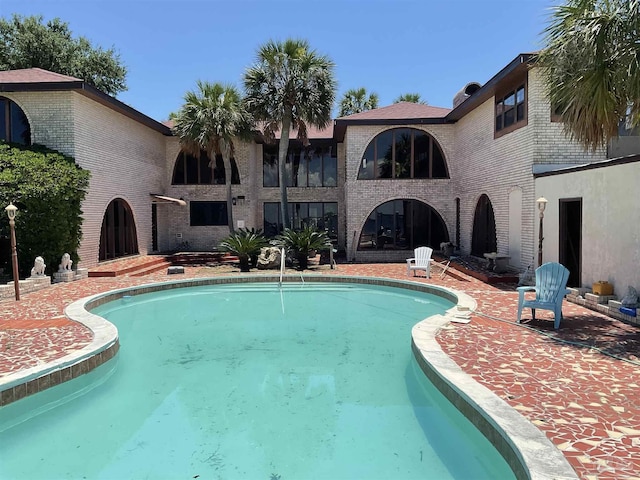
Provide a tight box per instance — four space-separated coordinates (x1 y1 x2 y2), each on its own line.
219 229 269 272
273 225 332 271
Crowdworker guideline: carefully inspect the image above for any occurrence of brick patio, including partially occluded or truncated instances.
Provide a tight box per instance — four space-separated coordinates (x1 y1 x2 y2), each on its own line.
1 257 639 479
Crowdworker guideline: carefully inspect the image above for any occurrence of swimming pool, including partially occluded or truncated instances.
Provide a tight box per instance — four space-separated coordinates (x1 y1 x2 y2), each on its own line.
0 279 516 479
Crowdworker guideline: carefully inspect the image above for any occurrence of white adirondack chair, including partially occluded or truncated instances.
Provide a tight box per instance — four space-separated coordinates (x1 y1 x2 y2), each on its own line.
406 246 433 277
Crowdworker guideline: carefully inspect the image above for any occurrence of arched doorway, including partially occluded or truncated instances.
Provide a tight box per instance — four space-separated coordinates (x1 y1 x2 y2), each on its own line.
471 194 497 256
357 199 449 251
99 198 139 261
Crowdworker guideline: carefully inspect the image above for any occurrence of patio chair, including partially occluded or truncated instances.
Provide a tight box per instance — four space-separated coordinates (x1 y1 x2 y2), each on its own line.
516 262 571 329
406 246 433 278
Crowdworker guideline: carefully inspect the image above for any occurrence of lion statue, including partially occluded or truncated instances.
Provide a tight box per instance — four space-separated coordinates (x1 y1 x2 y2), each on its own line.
30 256 46 277
58 253 73 272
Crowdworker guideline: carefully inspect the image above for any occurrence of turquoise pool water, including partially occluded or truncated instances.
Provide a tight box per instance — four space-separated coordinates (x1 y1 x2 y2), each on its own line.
0 282 515 479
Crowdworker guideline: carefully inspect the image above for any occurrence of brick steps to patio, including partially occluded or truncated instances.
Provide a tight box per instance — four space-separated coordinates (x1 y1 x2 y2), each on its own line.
88 256 170 277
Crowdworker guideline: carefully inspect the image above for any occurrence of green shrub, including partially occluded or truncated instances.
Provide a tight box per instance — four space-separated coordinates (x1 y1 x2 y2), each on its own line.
0 142 90 276
272 226 332 270
219 229 269 272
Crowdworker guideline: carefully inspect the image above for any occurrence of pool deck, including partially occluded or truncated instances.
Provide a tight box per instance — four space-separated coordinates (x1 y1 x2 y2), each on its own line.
1 258 639 480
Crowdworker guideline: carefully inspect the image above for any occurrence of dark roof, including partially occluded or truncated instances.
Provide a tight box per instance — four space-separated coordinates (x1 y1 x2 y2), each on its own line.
534 154 640 178
337 102 451 121
0 68 172 136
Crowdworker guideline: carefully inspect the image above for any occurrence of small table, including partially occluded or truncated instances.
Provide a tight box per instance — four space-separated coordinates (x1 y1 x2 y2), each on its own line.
483 253 511 273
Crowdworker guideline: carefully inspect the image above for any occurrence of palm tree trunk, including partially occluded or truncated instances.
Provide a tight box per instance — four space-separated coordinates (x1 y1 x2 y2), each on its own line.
223 154 235 234
279 111 292 230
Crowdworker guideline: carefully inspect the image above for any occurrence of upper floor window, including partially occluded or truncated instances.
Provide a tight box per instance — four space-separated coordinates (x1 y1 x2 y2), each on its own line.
0 97 31 145
263 144 337 187
172 150 240 185
495 82 527 136
357 128 448 180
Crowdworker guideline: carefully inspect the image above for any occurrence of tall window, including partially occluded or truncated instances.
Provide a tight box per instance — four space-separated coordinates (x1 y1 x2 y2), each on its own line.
263 144 337 187
495 82 527 135
357 128 448 180
172 150 240 185
263 202 338 240
0 97 31 145
190 201 228 226
357 199 449 251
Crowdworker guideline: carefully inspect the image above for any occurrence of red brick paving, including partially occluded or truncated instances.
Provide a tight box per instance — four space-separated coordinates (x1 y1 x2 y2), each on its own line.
1 257 639 480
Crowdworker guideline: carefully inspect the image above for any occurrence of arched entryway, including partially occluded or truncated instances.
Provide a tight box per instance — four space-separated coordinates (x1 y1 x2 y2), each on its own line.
99 198 139 261
471 194 497 256
357 199 449 251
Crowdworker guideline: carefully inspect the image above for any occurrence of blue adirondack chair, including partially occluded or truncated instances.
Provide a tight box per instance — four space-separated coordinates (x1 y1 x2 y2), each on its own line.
517 262 571 329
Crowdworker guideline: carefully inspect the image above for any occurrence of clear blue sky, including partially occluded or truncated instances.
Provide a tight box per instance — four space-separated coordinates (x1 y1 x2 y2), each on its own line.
2 0 559 122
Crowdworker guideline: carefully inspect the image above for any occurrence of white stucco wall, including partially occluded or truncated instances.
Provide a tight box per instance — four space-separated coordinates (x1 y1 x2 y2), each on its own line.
535 160 640 295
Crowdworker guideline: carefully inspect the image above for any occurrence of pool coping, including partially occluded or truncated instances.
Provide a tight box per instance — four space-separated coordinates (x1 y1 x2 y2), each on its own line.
0 274 577 479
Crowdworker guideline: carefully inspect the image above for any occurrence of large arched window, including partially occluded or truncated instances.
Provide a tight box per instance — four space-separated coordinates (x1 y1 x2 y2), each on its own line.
0 97 31 145
357 128 448 180
172 150 240 185
358 199 449 250
99 198 139 261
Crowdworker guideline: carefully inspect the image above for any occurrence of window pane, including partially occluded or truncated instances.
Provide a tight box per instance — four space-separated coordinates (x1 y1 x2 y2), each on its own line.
495 100 504 131
185 154 199 184
376 200 395 249
285 151 296 187
323 154 337 186
323 203 338 239
199 153 212 184
213 155 225 184
308 150 322 187
295 150 309 187
263 145 278 187
414 132 430 178
173 154 185 184
376 130 393 178
516 86 526 122
504 107 515 127
358 143 375 179
393 129 412 178
9 101 29 145
0 99 6 141
263 202 281 237
230 158 240 185
516 86 525 104
292 203 308 229
432 142 447 178
504 92 515 107
190 201 228 226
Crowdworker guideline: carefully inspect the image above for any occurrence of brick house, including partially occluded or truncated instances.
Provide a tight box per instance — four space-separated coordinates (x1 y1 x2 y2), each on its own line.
0 54 634 293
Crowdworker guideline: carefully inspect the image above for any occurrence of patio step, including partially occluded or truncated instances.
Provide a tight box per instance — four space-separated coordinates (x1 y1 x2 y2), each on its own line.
88 256 170 277
130 260 173 277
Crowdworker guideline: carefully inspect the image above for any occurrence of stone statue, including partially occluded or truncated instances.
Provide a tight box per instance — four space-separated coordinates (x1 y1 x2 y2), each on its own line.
30 256 46 277
58 253 73 272
257 247 282 270
621 286 638 307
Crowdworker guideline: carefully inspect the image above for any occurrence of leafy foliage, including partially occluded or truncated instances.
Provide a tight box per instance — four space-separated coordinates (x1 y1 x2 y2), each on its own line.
539 0 640 151
219 228 269 272
243 38 337 229
173 81 253 234
393 93 427 104
0 14 127 95
272 226 332 270
338 87 379 117
0 142 90 276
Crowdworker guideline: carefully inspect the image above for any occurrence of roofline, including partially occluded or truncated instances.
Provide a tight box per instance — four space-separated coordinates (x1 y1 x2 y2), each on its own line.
445 53 538 121
0 80 172 136
534 154 640 178
333 117 451 142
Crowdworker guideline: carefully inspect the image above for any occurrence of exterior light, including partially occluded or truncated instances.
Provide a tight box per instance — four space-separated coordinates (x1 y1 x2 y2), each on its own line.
5 202 20 300
536 196 547 267
537 196 548 213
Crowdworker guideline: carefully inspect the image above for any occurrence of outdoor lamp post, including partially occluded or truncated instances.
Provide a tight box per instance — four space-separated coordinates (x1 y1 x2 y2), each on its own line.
537 196 548 267
5 202 20 301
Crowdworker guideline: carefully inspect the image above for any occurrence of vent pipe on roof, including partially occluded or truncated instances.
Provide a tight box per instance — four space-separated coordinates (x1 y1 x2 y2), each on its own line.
453 82 482 108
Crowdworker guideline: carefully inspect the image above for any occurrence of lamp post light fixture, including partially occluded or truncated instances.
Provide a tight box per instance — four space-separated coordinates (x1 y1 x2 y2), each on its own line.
536 196 548 267
5 202 20 300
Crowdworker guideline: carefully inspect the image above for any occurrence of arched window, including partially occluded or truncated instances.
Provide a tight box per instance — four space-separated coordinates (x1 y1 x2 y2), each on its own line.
0 97 31 145
99 198 139 261
357 199 449 250
357 128 448 180
172 150 240 185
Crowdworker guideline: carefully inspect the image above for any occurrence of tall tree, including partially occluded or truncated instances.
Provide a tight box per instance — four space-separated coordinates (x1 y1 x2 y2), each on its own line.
394 93 427 104
172 81 253 234
539 0 640 151
0 14 127 95
244 38 337 229
338 87 379 116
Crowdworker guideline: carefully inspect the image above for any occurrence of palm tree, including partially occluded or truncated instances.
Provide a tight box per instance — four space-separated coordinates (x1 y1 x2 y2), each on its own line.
394 93 427 104
244 38 337 229
338 87 379 116
539 0 639 151
172 81 253 233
